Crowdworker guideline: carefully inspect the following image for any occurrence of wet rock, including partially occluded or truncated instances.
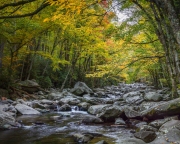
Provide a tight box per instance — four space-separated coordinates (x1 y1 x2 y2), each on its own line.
134 130 156 143
138 125 158 132
116 138 146 144
35 108 49 113
50 115 63 120
95 140 108 144
88 104 111 115
0 110 17 129
7 105 17 114
141 97 180 119
97 105 123 122
139 101 162 111
126 119 144 127
59 97 80 105
15 104 41 115
149 118 172 129
40 99 53 105
18 79 41 93
34 121 45 125
113 101 126 106
32 102 46 109
159 119 180 133
123 91 139 99
124 107 141 119
58 104 71 111
72 133 94 143
135 121 147 128
144 91 163 102
82 115 103 124
48 92 63 100
70 82 93 96
115 118 126 125
95 91 106 98
151 120 180 144
78 102 91 111
16 99 28 105
83 95 113 105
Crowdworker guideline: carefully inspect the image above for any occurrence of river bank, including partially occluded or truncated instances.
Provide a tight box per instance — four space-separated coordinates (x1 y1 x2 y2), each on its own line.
0 81 180 143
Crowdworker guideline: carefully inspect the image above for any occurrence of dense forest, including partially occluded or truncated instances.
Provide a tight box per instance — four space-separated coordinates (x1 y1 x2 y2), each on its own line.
0 0 180 98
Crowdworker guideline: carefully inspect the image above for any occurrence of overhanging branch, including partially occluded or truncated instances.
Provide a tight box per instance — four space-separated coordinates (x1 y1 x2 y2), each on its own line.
0 1 49 19
0 0 36 10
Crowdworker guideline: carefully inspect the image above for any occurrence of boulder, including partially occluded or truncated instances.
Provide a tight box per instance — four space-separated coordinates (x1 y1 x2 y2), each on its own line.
88 105 111 115
134 130 156 143
59 97 80 105
95 140 108 144
97 105 123 122
0 110 18 129
32 102 46 109
78 102 91 111
149 118 172 129
159 119 180 133
115 118 126 125
18 79 40 93
40 99 53 105
144 91 163 102
138 125 158 132
150 120 180 144
15 104 41 115
124 107 141 119
72 133 94 143
58 104 71 111
123 91 144 105
70 82 93 96
82 115 103 124
141 97 180 119
83 95 113 105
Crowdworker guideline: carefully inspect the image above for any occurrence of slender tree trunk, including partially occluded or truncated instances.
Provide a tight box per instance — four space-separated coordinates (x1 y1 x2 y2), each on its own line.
0 38 5 68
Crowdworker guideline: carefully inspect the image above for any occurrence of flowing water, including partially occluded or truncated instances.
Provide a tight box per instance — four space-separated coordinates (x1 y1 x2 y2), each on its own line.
0 109 134 144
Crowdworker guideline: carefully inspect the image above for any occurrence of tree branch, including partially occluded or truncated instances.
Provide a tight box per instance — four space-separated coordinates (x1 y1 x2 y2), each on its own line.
0 2 49 19
115 55 165 75
126 39 159 44
0 0 36 10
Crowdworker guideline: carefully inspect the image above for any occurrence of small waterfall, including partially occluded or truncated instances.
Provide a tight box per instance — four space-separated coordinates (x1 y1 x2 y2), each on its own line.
71 106 79 112
56 105 60 112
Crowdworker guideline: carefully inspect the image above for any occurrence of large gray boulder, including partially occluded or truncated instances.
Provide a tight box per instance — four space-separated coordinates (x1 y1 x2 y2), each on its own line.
88 105 111 115
141 97 180 119
134 130 156 143
149 120 180 144
59 96 81 105
18 79 40 94
83 94 113 105
15 104 41 115
71 82 93 96
144 91 163 102
78 102 91 111
72 133 94 143
124 107 141 119
123 91 144 105
82 115 103 124
0 110 17 129
97 105 123 122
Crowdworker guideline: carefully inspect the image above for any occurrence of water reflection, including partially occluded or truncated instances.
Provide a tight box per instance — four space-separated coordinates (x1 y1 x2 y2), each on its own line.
0 111 132 144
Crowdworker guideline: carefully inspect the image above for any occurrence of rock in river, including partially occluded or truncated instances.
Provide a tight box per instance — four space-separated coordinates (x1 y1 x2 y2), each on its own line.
15 104 41 115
